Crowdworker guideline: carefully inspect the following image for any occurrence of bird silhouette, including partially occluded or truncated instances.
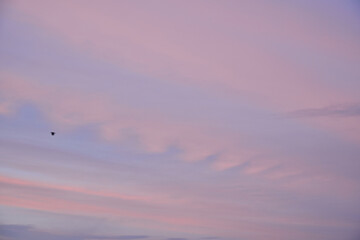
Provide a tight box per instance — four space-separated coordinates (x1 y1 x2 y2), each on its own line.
51 132 55 136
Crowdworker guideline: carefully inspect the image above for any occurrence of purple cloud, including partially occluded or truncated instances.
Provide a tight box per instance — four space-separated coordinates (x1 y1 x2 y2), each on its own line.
288 103 360 118
0 224 148 240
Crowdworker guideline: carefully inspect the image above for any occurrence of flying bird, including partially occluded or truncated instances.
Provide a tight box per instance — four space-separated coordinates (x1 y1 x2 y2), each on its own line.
51 132 55 136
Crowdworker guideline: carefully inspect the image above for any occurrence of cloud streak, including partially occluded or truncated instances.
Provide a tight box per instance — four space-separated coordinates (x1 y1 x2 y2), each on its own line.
288 103 360 118
0 224 148 240
1 1 360 240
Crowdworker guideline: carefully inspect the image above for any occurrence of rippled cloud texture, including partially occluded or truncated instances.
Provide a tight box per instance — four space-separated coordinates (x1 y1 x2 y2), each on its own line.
1 1 360 240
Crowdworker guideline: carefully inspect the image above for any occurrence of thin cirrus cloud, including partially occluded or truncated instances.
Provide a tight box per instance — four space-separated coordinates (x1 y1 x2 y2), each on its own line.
0 224 149 240
286 103 360 142
0 72 260 169
1 1 360 240
1 139 359 240
7 0 360 109
289 103 360 118
4 0 360 145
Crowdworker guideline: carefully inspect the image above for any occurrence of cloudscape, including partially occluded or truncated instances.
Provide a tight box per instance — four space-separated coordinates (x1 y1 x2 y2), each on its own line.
1 1 360 240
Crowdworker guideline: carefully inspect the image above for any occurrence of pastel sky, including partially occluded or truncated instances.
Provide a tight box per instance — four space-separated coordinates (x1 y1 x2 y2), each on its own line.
1 1 360 240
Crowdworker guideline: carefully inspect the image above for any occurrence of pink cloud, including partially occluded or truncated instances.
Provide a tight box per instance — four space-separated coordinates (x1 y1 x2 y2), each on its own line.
0 175 171 204
7 0 360 146
0 72 261 169
9 0 359 108
1 2 360 239
0 175 209 233
0 176 265 237
1 193 355 240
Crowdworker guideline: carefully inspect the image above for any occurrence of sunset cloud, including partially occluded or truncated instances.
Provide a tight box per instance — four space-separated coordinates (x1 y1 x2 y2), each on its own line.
0 224 149 240
1 1 360 240
289 103 360 118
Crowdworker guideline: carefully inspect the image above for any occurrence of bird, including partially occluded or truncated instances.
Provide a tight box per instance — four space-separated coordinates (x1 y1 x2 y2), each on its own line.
51 132 55 136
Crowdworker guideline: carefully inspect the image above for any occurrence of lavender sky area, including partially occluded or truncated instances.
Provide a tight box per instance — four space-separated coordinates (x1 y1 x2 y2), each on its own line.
0 1 360 240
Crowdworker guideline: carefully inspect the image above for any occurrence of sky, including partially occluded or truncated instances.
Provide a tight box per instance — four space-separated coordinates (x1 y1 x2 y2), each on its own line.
0 0 360 240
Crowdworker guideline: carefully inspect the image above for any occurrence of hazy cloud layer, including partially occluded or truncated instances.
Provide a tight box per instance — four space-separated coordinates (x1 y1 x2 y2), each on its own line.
289 103 360 118
0 224 148 240
1 1 360 240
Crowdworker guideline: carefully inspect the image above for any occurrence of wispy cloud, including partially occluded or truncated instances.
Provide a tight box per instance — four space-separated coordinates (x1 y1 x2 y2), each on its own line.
166 238 188 240
288 103 360 118
0 224 148 240
1 1 360 240
0 71 261 170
